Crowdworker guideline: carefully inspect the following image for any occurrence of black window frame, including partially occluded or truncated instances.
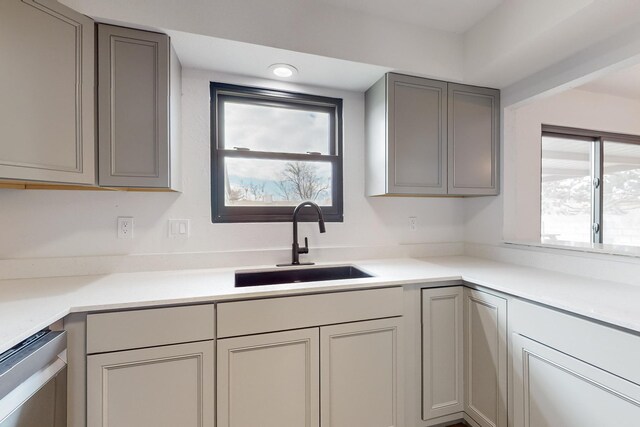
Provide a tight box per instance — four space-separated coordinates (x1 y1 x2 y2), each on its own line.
541 124 640 244
210 82 344 223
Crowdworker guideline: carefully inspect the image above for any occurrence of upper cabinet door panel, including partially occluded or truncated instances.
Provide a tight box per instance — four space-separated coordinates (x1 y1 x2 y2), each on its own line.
388 74 447 195
448 84 499 195
98 24 170 188
0 0 95 184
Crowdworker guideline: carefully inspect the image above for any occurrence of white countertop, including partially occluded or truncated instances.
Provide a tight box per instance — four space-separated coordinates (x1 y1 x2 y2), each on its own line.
1 256 639 354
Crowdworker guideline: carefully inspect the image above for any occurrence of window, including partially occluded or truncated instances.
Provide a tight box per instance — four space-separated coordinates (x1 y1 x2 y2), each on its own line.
210 83 343 223
541 125 640 247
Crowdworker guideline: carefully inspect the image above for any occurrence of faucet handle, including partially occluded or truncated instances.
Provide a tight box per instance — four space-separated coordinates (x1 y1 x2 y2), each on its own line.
299 237 309 254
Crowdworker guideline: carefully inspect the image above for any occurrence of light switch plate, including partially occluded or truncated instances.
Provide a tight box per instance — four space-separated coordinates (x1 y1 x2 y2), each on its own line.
168 219 190 239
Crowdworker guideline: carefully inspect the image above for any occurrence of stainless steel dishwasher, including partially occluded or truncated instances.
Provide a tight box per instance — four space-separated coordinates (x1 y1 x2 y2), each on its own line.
0 330 67 427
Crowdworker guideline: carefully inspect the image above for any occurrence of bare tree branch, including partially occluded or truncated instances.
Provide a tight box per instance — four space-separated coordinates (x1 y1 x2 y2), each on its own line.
277 161 329 202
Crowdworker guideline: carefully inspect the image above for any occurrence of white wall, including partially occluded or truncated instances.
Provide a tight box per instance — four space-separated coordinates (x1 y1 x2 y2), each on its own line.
465 88 640 245
0 68 465 260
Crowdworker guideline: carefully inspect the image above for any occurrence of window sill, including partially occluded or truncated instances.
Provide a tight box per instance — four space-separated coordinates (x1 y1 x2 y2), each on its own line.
503 239 640 259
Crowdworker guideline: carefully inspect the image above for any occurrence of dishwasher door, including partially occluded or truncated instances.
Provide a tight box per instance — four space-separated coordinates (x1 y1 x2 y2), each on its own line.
0 331 67 427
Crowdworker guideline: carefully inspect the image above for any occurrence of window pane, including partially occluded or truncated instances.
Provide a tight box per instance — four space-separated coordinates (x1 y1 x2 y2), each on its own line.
541 136 593 243
603 141 640 247
224 158 333 207
222 101 331 154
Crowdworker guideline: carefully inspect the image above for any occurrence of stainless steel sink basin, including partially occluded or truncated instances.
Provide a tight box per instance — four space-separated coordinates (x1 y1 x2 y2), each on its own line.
234 265 373 287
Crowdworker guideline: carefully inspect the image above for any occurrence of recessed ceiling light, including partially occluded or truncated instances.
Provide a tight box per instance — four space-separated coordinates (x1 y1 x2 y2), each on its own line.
269 63 298 78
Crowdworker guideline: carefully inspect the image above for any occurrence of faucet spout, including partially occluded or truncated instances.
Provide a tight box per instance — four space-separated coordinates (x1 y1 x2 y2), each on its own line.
283 201 326 266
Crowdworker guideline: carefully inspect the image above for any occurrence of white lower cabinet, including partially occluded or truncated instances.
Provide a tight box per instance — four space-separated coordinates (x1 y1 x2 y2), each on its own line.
80 283 640 427
421 287 507 427
510 298 640 427
421 287 464 421
464 288 508 427
87 340 215 427
512 333 640 426
216 318 403 427
216 328 320 427
321 317 403 427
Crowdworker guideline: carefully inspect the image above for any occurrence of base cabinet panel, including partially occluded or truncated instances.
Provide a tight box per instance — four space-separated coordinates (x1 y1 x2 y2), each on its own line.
422 287 464 421
464 288 507 427
87 341 214 427
320 317 403 427
217 328 320 427
512 334 640 427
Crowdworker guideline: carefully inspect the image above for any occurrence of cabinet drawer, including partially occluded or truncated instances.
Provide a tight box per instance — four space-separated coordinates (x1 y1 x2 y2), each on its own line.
87 304 215 354
217 287 403 338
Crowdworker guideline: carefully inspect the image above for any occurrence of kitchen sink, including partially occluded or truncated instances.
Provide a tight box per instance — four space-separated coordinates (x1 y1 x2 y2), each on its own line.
234 265 373 287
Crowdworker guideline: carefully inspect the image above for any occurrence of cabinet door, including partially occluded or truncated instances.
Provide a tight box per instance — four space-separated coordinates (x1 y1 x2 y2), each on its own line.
217 328 319 427
0 0 95 184
422 287 464 420
387 73 448 195
448 84 499 195
464 288 507 427
512 333 640 427
98 24 170 188
87 341 214 427
321 317 403 427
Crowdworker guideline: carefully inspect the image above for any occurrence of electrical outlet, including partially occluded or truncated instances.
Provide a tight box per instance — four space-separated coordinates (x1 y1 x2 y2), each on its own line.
409 216 417 232
117 217 134 239
168 219 190 239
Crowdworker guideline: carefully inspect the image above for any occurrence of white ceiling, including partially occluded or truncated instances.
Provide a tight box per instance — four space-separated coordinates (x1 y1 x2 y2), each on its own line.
168 30 391 92
579 63 640 100
62 0 640 94
313 0 503 33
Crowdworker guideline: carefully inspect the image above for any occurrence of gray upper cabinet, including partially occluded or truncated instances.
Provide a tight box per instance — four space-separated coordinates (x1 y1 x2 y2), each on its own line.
0 0 95 185
366 73 447 196
365 72 500 197
98 24 181 190
448 84 499 195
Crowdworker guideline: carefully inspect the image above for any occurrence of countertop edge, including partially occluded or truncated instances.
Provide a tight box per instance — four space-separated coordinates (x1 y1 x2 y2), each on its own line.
2 256 639 354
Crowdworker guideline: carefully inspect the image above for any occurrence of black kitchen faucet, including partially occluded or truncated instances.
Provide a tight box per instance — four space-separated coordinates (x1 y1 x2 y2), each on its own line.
280 201 326 266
